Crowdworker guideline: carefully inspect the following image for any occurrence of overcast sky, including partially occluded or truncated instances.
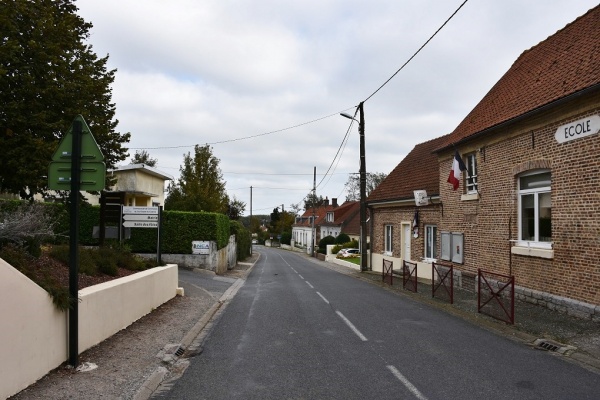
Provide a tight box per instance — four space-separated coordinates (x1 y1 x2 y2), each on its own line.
76 0 597 216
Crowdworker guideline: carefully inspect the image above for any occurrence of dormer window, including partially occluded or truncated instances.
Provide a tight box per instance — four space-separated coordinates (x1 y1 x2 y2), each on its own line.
326 212 334 222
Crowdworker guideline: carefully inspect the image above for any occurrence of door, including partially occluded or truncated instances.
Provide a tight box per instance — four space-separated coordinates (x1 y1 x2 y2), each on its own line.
402 223 411 261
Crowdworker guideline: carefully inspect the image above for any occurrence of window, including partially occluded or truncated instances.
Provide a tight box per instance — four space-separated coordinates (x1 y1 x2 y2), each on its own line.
326 212 334 222
384 225 393 254
424 225 437 260
518 171 551 248
465 153 478 193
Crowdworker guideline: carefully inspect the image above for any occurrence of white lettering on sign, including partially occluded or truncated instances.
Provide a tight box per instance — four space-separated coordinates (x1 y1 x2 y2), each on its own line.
555 115 600 144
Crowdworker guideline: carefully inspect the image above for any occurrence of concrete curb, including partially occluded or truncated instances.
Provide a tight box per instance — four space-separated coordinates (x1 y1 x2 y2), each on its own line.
132 367 167 400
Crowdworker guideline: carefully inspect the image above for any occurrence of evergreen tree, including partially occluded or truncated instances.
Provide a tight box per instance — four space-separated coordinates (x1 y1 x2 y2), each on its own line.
0 0 130 199
165 145 229 213
130 150 157 167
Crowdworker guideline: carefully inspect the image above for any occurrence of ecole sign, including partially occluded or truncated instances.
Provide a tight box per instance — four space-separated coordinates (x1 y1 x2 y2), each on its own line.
555 115 600 144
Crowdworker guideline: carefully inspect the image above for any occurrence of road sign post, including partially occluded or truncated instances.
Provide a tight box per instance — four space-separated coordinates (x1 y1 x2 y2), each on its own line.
48 115 106 367
122 206 162 264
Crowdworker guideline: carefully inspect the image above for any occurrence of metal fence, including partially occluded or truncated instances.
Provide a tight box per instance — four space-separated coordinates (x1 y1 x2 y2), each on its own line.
477 269 515 324
432 261 453 304
402 260 418 293
382 259 393 285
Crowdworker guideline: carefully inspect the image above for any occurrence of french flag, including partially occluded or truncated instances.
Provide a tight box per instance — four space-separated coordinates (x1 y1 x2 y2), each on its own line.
447 149 467 191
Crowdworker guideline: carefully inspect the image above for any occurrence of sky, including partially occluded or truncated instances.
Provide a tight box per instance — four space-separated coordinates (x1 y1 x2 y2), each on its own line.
75 0 598 216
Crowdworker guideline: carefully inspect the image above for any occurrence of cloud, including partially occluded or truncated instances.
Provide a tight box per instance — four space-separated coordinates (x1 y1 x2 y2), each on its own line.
76 0 599 215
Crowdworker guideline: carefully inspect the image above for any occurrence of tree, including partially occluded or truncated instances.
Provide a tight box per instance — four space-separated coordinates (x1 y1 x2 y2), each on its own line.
288 202 302 217
130 150 157 167
227 196 246 220
303 192 325 211
343 172 388 201
165 145 229 213
270 207 280 231
0 0 130 199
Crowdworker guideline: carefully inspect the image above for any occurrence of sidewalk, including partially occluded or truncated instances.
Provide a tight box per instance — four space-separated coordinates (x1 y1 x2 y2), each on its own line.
10 250 599 399
10 254 259 400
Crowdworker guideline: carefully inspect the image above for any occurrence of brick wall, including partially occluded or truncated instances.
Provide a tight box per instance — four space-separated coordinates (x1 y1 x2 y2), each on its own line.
370 204 441 262
439 96 600 307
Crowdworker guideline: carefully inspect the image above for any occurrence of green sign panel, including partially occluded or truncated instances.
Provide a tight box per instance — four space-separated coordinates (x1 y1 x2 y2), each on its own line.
48 115 106 191
48 161 106 191
51 115 104 162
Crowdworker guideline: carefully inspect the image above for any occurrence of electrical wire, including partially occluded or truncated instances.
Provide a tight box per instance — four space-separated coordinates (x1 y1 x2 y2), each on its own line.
130 107 356 150
363 0 469 103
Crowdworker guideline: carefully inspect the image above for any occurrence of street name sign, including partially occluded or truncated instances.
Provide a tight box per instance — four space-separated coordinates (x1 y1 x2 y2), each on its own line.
123 221 159 228
123 214 159 221
123 206 159 215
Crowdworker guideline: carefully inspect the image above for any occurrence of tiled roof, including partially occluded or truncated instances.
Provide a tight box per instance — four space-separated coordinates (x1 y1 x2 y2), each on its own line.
342 206 370 236
436 5 600 151
293 203 336 227
367 134 450 203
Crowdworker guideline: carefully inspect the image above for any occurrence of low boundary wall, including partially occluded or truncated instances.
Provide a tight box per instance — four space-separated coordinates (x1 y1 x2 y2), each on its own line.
0 258 178 399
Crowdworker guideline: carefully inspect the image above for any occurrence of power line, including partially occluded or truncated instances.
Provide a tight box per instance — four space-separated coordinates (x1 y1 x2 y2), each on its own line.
363 0 469 103
130 107 355 150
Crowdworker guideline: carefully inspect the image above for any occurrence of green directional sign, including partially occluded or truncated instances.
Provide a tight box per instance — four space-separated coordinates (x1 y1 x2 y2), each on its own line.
48 115 106 191
48 161 106 191
51 115 104 162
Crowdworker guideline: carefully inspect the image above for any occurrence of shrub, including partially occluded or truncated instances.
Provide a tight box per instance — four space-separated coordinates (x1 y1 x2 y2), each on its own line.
335 233 350 244
319 235 336 249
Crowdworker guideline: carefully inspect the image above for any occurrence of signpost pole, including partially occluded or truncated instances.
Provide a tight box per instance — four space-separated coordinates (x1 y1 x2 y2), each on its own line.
68 120 82 367
157 206 162 265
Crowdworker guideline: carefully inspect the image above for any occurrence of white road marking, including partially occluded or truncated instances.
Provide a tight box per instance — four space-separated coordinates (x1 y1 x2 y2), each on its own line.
306 281 314 289
298 274 304 280
316 292 329 304
387 365 429 400
335 311 368 341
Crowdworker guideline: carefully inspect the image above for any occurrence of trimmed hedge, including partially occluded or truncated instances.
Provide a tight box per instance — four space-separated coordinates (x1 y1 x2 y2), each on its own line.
127 210 231 253
230 220 251 261
1 200 236 255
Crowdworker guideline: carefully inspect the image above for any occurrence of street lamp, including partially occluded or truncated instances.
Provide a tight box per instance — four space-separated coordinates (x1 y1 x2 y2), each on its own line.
340 102 367 272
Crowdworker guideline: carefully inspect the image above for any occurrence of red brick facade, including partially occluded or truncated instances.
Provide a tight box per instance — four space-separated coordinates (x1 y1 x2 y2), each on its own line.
440 99 600 306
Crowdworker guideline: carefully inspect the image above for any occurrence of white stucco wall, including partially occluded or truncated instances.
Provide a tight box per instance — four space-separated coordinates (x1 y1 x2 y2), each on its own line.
0 259 178 399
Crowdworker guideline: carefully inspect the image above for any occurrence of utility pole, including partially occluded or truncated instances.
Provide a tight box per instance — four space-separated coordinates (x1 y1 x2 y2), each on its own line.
358 102 368 272
250 186 253 255
312 166 316 257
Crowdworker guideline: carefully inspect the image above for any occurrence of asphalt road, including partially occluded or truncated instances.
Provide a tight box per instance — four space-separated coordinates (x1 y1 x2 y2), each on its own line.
158 247 600 399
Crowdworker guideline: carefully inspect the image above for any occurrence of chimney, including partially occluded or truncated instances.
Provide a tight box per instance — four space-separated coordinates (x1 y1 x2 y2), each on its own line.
332 198 338 207
324 196 329 206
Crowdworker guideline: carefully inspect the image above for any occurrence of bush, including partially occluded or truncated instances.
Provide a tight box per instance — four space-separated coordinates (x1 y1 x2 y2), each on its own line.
335 233 350 244
280 231 292 245
319 235 336 254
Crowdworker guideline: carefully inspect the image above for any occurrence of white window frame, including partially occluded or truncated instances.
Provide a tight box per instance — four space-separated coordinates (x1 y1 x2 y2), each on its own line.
326 212 334 222
424 225 437 261
465 153 478 194
384 225 393 255
517 170 552 249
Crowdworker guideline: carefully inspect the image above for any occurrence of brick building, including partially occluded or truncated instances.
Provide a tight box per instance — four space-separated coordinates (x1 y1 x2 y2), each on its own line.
368 5 600 316
367 135 448 279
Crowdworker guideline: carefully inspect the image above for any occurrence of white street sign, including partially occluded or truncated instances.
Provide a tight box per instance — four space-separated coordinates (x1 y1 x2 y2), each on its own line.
123 214 159 221
123 221 158 228
123 206 159 215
